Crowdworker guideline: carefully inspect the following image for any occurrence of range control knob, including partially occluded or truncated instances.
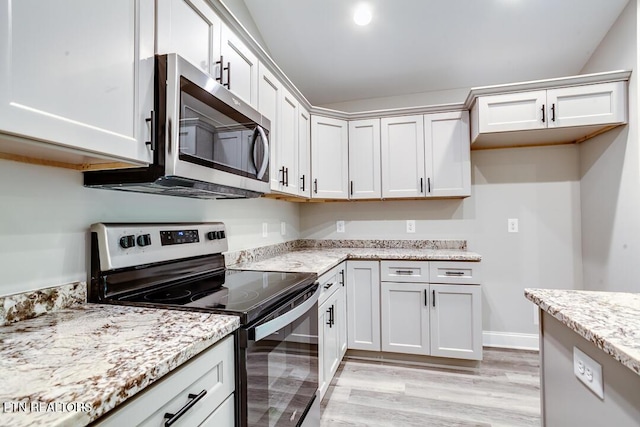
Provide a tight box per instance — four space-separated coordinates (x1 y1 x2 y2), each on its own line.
137 234 152 247
119 235 136 249
206 230 226 240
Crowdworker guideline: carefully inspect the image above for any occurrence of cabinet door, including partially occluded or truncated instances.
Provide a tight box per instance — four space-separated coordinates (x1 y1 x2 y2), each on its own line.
277 88 298 195
311 116 349 199
381 115 425 198
318 296 340 400
336 268 348 358
380 282 430 355
0 0 154 164
430 284 482 360
547 81 627 129
476 90 547 134
348 119 381 199
156 0 220 75
298 106 311 198
257 65 281 191
346 261 380 351
219 23 258 107
424 111 471 198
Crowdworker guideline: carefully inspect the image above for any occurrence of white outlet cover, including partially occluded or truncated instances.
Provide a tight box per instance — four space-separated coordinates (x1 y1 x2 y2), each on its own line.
573 346 604 399
508 218 519 233
336 221 345 233
406 220 416 233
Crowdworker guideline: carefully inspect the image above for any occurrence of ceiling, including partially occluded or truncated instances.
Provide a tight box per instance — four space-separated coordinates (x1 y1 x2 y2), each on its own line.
241 0 629 107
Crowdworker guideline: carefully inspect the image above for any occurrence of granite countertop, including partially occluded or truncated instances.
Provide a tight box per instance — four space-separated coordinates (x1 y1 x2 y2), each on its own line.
230 247 481 276
525 288 640 376
0 304 239 427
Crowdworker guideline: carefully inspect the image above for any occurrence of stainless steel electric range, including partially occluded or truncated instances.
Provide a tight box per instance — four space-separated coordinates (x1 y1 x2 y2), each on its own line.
89 222 320 427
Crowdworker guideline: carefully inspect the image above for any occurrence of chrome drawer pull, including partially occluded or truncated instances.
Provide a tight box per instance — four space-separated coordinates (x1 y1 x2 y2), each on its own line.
395 270 414 275
164 390 207 426
445 271 465 276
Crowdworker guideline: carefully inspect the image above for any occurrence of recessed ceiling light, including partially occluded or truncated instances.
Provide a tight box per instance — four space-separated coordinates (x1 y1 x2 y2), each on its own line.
353 4 372 26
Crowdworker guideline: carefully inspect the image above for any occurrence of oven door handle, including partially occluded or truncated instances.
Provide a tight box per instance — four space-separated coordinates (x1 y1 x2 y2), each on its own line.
253 284 320 341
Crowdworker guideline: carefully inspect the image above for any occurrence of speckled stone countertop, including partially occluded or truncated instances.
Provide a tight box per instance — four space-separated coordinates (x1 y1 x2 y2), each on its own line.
0 304 239 427
525 288 640 376
230 247 481 276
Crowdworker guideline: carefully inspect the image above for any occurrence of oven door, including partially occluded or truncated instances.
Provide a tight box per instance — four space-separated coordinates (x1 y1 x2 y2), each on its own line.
239 284 320 427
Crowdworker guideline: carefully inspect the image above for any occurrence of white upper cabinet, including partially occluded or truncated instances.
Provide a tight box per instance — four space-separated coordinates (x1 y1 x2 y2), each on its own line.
470 76 629 149
298 106 312 198
311 115 349 199
0 0 155 166
546 82 626 129
218 23 259 107
157 0 258 108
381 115 425 198
382 112 470 199
348 119 381 199
156 0 219 75
278 87 299 194
424 111 471 198
257 65 281 191
475 90 547 134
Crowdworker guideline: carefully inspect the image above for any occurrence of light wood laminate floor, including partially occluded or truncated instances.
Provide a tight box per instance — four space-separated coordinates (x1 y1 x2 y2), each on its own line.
320 348 541 427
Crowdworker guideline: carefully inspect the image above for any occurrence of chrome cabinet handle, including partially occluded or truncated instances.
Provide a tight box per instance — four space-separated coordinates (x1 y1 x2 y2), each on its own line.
164 390 207 427
395 270 414 275
339 270 345 286
215 55 224 84
445 271 465 276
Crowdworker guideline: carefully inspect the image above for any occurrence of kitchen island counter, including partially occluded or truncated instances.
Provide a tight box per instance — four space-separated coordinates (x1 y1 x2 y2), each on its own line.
526 288 640 426
0 304 239 427
525 288 640 375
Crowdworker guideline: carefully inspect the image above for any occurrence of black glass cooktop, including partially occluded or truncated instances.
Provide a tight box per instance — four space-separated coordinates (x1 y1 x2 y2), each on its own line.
116 269 316 325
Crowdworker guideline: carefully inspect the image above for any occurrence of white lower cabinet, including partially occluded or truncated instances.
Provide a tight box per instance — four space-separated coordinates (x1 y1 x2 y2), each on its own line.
381 282 430 355
346 261 381 351
318 262 347 400
376 261 482 361
95 335 235 426
430 284 482 360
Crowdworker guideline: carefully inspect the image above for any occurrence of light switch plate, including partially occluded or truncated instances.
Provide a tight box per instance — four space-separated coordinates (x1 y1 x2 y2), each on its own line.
573 346 604 399
336 221 345 233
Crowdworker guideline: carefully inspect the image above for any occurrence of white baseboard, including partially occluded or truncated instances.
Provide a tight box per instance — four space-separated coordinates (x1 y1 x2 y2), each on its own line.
483 331 540 351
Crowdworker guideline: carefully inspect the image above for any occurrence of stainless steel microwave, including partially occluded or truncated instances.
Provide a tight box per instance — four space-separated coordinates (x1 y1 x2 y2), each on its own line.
84 54 270 199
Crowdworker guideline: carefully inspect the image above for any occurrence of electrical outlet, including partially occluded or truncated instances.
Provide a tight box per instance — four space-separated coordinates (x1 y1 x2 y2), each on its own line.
336 221 345 233
262 222 268 238
406 220 416 233
573 346 604 399
280 221 286 236
508 218 519 233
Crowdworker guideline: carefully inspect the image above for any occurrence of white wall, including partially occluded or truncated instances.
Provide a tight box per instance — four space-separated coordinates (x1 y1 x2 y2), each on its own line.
0 159 300 296
301 145 583 337
579 0 640 292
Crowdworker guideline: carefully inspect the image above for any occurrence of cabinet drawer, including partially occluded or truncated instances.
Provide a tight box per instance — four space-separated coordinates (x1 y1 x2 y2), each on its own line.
96 335 235 426
380 261 429 282
429 262 481 284
318 262 345 305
